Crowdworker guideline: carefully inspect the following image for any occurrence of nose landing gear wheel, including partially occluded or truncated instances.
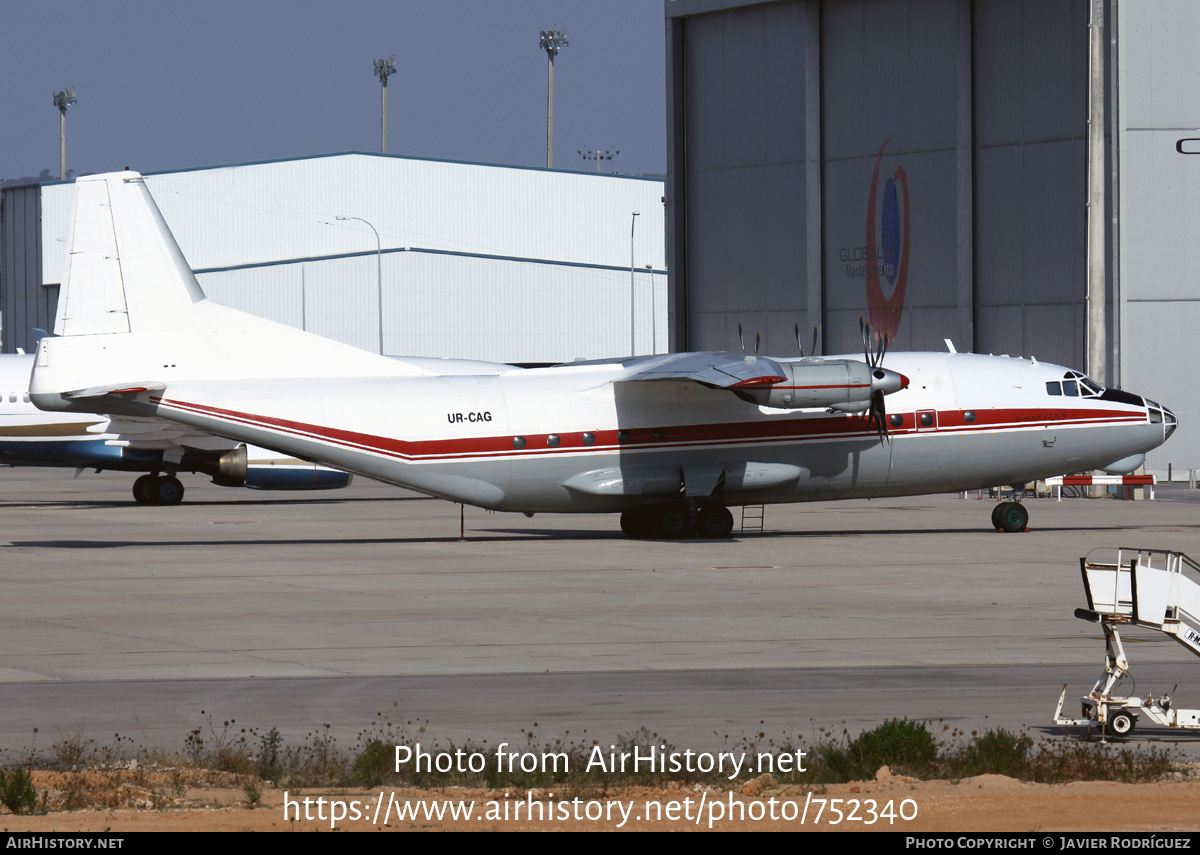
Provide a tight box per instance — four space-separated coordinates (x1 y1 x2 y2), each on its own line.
993 502 1029 533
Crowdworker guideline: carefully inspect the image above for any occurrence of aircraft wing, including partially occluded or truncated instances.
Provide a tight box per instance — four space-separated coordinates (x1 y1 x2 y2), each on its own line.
611 352 788 389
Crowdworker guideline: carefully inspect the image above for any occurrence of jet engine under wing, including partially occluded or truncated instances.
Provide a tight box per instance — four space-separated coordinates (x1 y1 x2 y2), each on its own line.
616 352 908 413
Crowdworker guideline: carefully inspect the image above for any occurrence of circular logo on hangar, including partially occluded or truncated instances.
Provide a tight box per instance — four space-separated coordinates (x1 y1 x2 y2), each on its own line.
865 139 910 342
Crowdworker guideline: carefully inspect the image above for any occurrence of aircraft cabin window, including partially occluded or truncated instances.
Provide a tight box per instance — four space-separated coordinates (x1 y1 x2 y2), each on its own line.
512 436 526 450
964 411 976 423
1046 382 1062 396
617 430 629 444
582 432 595 446
22 393 29 403
919 412 934 427
889 414 903 428
546 434 560 447
7 392 14 403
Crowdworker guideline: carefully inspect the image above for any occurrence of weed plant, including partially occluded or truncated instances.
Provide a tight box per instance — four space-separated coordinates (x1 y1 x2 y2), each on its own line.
0 715 1186 814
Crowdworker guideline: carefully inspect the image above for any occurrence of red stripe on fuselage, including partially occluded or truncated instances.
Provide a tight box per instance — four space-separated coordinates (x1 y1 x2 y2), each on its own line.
152 396 1145 465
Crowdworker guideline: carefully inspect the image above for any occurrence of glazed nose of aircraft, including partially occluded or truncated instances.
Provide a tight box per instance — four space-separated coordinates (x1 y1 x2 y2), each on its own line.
1145 399 1178 441
872 367 909 396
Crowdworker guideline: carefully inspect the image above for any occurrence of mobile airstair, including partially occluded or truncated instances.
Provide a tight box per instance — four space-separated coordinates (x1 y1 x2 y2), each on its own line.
1053 547 1200 740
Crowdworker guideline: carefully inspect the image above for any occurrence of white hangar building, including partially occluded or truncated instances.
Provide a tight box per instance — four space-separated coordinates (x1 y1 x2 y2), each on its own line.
664 0 1200 476
2 152 667 365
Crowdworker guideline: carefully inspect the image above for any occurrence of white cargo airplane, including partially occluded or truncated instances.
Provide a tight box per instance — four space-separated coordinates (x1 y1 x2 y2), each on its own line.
0 353 351 503
28 171 1177 536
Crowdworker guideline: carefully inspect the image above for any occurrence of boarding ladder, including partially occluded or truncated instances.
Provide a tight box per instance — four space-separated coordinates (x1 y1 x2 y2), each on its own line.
1077 547 1200 656
740 504 765 535
1053 548 1200 738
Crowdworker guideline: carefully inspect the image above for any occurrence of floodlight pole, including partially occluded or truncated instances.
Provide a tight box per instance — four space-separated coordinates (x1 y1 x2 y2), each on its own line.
53 88 77 180
539 28 568 168
374 56 397 154
337 216 384 354
630 211 640 356
579 149 619 173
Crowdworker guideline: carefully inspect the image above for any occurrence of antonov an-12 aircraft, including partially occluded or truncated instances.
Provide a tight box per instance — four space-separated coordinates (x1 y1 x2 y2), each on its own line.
28 171 1177 537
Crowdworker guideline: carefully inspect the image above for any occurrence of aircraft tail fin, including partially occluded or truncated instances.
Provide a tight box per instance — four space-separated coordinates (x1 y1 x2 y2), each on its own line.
33 171 420 412
56 171 206 336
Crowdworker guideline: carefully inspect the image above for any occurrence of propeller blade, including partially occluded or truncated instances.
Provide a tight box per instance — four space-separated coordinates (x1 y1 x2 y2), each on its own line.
795 322 802 356
738 322 744 352
872 389 890 443
755 331 761 355
812 325 819 358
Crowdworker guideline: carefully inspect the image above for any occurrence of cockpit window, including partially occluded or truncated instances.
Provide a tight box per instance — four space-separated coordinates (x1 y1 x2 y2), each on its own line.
1053 371 1104 398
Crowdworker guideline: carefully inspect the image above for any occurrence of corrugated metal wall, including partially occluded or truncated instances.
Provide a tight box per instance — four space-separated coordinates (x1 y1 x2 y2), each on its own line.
36 154 666 363
669 0 1199 473
1117 0 1200 475
1 184 53 355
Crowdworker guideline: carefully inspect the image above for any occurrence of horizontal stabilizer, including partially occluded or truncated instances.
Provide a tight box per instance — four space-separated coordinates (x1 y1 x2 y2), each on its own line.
64 381 166 399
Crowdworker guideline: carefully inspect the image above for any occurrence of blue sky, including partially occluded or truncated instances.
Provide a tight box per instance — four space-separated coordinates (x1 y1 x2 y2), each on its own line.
1 1 667 182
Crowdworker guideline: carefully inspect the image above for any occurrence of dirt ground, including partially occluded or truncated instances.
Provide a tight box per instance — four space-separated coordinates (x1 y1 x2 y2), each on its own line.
3 770 1199 832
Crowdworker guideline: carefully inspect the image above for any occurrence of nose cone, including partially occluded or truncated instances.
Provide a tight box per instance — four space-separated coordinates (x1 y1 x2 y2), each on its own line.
871 367 909 396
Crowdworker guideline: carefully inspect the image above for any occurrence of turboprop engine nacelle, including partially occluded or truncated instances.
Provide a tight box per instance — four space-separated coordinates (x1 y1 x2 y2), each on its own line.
736 358 908 412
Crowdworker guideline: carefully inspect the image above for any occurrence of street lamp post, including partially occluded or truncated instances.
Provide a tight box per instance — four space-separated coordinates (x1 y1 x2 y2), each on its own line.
374 55 397 154
52 87 77 180
630 211 640 356
336 215 384 355
539 28 568 168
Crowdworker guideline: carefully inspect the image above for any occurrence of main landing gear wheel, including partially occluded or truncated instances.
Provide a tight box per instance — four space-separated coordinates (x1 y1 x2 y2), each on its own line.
993 502 1029 533
1105 711 1137 738
696 504 735 539
620 503 736 540
656 504 692 539
133 475 157 505
619 510 656 539
133 475 185 506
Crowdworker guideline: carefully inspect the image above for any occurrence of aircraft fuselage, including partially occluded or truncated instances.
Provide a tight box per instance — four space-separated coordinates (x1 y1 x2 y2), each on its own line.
49 351 1170 515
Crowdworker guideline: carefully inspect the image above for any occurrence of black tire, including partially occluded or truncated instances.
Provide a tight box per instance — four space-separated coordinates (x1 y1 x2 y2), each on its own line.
656 505 693 539
133 475 157 505
154 476 185 506
696 504 734 539
990 502 1008 530
997 502 1029 533
619 510 655 539
1106 710 1137 737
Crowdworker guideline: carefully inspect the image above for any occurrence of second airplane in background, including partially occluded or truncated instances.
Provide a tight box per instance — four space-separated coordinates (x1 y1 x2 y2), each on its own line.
0 354 350 504
27 171 1177 535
